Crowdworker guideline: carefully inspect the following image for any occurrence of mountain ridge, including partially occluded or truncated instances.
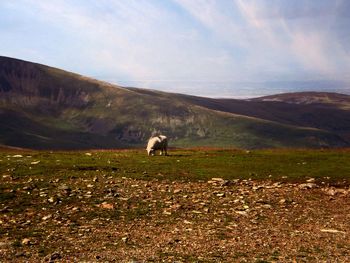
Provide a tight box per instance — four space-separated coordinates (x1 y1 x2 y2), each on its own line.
0 56 349 149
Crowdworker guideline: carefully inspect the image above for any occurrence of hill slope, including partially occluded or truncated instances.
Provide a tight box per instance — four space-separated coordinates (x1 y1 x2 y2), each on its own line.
0 56 349 149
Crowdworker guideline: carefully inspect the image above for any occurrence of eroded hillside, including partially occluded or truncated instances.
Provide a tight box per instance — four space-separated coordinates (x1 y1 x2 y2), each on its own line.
0 56 349 149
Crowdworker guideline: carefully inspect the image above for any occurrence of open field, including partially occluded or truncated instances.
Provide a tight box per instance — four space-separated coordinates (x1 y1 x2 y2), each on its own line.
0 148 350 262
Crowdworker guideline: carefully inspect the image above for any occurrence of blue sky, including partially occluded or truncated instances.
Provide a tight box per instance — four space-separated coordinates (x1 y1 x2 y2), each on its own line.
1 0 350 97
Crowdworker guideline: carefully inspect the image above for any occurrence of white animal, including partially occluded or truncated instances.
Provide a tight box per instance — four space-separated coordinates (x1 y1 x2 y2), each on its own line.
146 135 168 156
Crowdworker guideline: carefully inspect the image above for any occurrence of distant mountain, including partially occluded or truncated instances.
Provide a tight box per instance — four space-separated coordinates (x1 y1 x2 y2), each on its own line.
0 56 349 149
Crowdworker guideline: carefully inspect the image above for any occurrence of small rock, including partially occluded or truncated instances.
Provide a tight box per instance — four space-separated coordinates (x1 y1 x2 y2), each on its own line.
85 153 92 156
320 229 346 234
30 160 40 165
58 184 71 192
252 185 264 191
211 177 225 182
235 211 248 216
42 214 52 221
299 183 317 189
21 238 31 245
307 178 315 183
100 202 114 209
15 252 27 257
121 237 128 243
324 188 348 196
173 189 182 194
12 155 23 158
279 199 286 204
49 252 62 261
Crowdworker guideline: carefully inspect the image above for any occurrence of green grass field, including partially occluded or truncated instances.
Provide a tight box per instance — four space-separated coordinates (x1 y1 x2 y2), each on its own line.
1 148 349 183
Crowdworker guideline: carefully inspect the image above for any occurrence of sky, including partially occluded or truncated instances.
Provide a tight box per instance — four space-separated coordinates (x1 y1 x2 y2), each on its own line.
1 0 350 98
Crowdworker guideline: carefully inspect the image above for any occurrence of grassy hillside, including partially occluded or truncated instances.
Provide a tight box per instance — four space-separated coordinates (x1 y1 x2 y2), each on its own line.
0 56 349 149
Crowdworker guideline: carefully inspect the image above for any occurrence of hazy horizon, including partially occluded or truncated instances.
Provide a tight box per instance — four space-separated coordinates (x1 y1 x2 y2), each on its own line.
1 1 350 97
114 79 350 98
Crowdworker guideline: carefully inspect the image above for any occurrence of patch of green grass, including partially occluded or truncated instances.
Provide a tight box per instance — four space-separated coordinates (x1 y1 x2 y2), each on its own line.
0 149 349 183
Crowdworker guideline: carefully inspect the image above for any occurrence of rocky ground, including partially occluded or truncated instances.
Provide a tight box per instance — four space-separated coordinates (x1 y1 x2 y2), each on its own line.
1 171 349 262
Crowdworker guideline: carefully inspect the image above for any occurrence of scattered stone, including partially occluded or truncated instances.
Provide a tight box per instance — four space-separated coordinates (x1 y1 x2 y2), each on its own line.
252 185 264 191
58 184 71 192
100 202 114 209
299 183 317 189
279 199 286 204
208 177 230 186
121 237 129 243
173 189 182 194
12 155 23 158
15 252 27 257
307 178 315 183
42 214 52 221
49 252 62 261
320 229 346 234
21 238 31 245
30 160 40 165
235 211 248 216
323 188 348 196
211 177 225 182
85 153 92 156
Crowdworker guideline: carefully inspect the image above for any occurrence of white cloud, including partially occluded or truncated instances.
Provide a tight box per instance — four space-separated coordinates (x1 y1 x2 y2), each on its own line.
1 0 349 96
235 0 350 79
